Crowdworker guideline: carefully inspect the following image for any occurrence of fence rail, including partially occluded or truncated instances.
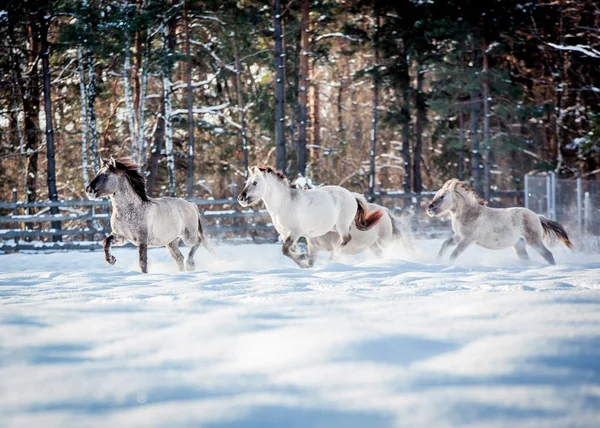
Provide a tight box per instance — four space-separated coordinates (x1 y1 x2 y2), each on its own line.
0 188 525 253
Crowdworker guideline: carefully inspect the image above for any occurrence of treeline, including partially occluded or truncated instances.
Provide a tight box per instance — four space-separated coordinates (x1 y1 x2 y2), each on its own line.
0 0 599 203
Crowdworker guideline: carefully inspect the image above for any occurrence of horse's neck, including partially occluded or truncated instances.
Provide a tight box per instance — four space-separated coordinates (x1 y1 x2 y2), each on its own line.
451 199 482 223
110 179 144 216
262 179 292 215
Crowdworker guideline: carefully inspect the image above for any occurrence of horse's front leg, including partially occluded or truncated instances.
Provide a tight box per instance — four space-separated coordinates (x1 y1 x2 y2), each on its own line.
437 234 459 261
102 234 125 265
448 238 474 262
138 242 148 273
282 235 309 269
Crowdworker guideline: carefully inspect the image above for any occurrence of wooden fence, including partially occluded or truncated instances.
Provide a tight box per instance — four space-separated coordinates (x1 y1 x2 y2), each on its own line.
0 188 524 252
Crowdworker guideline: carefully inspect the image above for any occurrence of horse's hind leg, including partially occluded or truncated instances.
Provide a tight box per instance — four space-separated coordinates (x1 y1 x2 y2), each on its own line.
524 222 555 265
370 240 384 259
513 238 530 260
167 238 185 272
182 227 202 271
530 242 555 265
186 243 200 271
334 224 352 248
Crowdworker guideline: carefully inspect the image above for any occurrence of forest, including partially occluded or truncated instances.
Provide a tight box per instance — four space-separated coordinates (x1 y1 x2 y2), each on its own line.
0 0 599 204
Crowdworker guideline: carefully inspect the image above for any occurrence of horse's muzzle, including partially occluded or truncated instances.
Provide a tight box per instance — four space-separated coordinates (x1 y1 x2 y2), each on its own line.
237 192 249 207
85 185 98 200
426 204 437 217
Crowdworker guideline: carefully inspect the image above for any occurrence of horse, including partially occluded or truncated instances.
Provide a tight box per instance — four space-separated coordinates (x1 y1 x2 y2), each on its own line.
237 166 383 268
86 157 213 273
300 199 411 267
427 178 573 265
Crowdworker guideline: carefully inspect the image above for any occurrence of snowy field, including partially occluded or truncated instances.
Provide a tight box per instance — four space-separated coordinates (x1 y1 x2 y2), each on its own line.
1 240 599 427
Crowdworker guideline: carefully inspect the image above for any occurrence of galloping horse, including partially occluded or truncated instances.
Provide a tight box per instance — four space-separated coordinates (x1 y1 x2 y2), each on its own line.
427 179 573 264
86 158 213 273
302 198 411 267
237 166 383 268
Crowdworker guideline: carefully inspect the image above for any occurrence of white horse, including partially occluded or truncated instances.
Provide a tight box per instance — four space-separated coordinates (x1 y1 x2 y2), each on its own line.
86 158 213 273
301 199 411 267
427 178 573 264
237 166 383 268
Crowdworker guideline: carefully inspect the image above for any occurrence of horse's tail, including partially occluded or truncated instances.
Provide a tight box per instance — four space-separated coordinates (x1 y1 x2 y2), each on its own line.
197 212 217 256
539 216 574 250
354 195 384 231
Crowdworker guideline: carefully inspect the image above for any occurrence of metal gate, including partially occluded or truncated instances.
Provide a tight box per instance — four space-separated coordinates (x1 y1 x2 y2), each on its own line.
524 173 600 249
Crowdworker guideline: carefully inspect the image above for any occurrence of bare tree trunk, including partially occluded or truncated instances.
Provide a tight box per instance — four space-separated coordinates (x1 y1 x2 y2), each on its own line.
183 0 195 196
413 67 425 194
39 9 61 240
469 34 481 195
482 39 491 201
83 0 100 172
310 81 320 167
10 78 27 198
296 0 309 177
8 13 34 206
161 14 175 195
124 29 137 160
458 111 465 180
337 79 345 145
147 98 165 197
138 22 150 166
273 0 286 173
368 8 380 196
233 34 249 178
399 46 411 193
23 16 41 205
77 45 89 187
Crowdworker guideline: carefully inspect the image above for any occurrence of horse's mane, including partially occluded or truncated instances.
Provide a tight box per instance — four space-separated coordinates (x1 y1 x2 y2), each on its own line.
105 158 151 202
257 165 297 189
443 178 487 206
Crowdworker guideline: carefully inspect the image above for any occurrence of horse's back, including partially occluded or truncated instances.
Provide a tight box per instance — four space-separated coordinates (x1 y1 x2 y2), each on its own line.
147 197 199 246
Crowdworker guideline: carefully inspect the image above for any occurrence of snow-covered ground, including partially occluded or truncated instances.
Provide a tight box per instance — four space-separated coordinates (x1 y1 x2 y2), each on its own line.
0 240 599 427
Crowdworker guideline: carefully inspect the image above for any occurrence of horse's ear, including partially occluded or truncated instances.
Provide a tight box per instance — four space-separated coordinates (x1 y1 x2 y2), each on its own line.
101 158 109 166
249 166 258 175
109 157 117 168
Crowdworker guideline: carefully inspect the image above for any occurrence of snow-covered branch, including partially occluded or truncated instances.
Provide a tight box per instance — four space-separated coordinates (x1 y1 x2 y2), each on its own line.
171 72 220 91
314 33 359 43
546 42 600 59
171 102 230 116
190 39 237 73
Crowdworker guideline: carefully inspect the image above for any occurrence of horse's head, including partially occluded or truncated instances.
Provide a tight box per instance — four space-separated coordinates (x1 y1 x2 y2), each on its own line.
237 166 268 207
427 185 456 217
86 158 120 200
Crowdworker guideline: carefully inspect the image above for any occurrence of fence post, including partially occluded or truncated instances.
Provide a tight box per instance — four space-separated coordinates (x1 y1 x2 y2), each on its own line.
546 174 552 219
231 183 239 235
551 172 557 221
12 188 18 245
584 191 592 236
577 178 583 242
524 175 529 209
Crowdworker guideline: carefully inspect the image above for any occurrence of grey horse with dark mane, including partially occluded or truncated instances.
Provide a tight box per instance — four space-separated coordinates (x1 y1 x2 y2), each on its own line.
86 157 213 273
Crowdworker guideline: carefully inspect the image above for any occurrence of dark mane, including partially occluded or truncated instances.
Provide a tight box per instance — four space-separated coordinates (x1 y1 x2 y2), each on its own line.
257 165 288 182
104 158 151 202
257 165 297 189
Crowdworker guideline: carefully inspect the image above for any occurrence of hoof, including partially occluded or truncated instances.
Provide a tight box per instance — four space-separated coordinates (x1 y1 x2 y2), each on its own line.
106 255 117 265
185 261 196 271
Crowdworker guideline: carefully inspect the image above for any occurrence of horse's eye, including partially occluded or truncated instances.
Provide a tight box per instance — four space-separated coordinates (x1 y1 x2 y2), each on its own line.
252 181 257 186
440 195 445 200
